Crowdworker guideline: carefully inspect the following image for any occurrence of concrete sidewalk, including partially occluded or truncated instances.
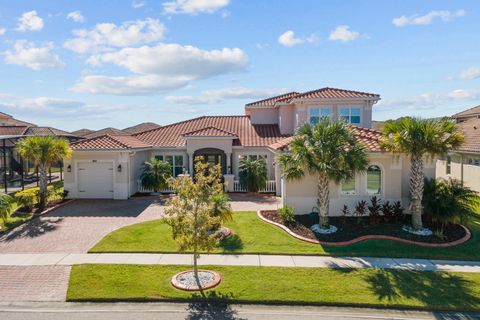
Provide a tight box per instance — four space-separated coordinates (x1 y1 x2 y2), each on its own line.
1 253 480 272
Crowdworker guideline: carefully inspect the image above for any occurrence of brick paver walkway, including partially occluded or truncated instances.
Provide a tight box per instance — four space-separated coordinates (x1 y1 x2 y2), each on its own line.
0 266 71 302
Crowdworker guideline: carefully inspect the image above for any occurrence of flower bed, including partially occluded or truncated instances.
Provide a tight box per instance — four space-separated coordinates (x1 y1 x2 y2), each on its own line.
259 210 470 247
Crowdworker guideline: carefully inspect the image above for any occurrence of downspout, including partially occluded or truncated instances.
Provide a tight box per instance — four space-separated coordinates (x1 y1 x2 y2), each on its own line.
461 154 464 186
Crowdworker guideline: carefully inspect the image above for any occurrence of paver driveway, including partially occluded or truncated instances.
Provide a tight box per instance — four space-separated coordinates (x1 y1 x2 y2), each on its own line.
0 195 281 253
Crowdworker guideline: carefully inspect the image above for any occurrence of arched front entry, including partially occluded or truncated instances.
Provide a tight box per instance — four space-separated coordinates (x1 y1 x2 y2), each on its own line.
193 148 227 174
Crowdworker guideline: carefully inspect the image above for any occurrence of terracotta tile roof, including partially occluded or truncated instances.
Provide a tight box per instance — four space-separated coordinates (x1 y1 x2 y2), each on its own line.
246 87 380 108
123 122 161 134
83 127 129 139
71 128 94 137
0 112 37 127
452 105 480 119
268 126 383 152
25 127 75 137
293 87 380 100
182 126 238 137
456 118 480 153
245 92 299 107
0 126 29 136
134 116 287 147
71 134 152 150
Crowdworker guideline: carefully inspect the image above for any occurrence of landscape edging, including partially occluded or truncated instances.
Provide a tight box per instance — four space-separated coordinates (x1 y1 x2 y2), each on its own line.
257 210 471 247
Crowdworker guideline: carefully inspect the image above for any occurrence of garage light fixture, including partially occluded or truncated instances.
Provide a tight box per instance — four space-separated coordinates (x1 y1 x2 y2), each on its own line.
67 165 71 172
117 164 122 172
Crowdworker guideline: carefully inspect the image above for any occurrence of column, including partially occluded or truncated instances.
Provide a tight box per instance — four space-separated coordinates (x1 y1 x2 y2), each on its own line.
226 152 232 174
188 152 194 175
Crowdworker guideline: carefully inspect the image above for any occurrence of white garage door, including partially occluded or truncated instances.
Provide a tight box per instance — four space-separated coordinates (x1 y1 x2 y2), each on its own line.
77 161 114 199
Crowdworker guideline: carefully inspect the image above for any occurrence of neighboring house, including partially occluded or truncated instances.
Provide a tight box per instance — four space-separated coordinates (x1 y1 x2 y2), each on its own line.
0 113 81 191
64 87 435 215
71 128 94 137
436 117 480 192
451 105 480 123
123 122 161 134
82 127 128 139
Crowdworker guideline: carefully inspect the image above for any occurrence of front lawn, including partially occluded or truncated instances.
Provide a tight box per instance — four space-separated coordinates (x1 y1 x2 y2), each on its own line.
67 264 480 311
90 212 480 261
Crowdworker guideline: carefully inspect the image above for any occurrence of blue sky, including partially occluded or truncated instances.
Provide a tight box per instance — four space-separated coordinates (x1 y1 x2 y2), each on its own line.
0 0 479 131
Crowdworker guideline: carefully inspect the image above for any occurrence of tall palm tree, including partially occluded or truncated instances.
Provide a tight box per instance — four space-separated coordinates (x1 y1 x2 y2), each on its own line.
279 119 369 229
16 136 71 212
140 157 172 193
381 117 464 230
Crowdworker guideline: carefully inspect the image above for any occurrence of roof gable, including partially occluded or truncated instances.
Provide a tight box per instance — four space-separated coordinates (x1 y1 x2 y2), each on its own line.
452 105 480 118
71 134 152 150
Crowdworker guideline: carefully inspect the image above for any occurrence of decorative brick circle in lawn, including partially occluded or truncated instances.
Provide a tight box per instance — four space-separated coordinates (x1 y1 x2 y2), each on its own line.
171 270 221 291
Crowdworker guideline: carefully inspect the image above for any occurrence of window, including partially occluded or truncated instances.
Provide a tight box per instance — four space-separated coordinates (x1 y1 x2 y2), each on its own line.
446 155 452 174
341 177 356 195
309 107 331 125
339 107 361 125
155 154 184 177
239 154 267 162
367 165 382 195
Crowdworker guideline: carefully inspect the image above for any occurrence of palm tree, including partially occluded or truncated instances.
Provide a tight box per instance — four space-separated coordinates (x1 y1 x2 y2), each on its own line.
279 119 369 229
381 117 464 230
140 157 172 193
238 157 267 193
0 194 15 226
210 193 233 225
16 136 71 212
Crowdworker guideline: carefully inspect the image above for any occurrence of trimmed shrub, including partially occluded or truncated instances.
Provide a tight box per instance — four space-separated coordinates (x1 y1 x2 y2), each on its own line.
278 205 295 224
15 181 65 211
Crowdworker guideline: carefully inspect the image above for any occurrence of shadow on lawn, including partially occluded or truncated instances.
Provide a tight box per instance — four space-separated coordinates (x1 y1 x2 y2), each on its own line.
219 235 244 252
364 269 480 311
186 292 246 320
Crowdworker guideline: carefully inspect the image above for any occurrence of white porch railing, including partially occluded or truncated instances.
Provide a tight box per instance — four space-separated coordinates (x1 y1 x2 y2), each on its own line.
233 180 276 193
137 180 173 193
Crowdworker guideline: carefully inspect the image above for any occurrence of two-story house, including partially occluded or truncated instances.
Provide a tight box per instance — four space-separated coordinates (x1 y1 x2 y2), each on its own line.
64 87 428 215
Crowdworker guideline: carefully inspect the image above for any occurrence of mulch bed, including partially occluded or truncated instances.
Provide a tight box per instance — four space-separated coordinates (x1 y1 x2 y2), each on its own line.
260 210 467 244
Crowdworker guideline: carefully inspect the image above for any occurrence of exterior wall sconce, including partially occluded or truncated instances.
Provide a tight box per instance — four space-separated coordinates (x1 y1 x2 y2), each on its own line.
67 165 72 172
117 164 122 172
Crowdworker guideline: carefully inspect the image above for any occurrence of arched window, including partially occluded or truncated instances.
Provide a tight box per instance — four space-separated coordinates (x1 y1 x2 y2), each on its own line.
367 165 382 195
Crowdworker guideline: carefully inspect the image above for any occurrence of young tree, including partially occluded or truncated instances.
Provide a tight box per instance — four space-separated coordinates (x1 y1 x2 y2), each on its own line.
140 157 172 193
279 119 369 229
164 158 226 288
238 157 267 193
381 117 464 230
16 136 71 212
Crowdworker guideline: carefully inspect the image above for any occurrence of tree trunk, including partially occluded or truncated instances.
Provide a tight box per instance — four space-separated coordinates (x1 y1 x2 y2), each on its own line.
37 163 48 213
192 207 204 296
410 154 424 230
317 174 330 228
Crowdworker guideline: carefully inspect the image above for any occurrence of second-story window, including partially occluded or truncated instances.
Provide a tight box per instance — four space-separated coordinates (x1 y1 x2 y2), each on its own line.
309 107 331 125
339 107 361 125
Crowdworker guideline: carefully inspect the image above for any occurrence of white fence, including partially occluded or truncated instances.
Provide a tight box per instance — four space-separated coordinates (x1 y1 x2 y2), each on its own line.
233 180 276 193
137 180 173 193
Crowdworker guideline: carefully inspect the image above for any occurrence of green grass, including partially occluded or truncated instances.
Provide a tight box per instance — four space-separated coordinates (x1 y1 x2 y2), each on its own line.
90 211 480 261
67 264 480 311
0 202 32 232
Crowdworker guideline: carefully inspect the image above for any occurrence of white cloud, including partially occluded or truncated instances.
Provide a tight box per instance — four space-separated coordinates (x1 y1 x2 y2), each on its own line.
87 43 248 78
165 87 289 104
21 97 84 109
162 0 229 15
0 28 6 35
328 25 360 42
392 10 466 27
16 10 44 32
63 18 165 53
457 67 480 80
379 89 480 110
67 11 84 23
277 30 318 47
4 40 65 70
71 74 191 95
74 43 247 95
131 0 145 8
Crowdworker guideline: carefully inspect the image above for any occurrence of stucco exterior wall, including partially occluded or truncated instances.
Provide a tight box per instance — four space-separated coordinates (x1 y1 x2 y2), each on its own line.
249 108 279 124
129 150 150 195
281 153 405 216
436 154 480 192
278 105 295 135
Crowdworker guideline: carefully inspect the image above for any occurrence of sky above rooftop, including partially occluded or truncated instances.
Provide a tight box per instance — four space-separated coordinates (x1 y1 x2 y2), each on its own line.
0 0 479 131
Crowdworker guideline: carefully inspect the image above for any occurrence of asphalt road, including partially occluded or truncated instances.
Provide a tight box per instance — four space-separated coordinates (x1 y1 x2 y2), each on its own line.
0 302 478 320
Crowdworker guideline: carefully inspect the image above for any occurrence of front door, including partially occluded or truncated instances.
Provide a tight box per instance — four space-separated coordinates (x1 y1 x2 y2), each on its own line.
193 148 226 175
